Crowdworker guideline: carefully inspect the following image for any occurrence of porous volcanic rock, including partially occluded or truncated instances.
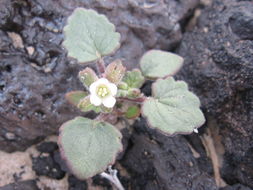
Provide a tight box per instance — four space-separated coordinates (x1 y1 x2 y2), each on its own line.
120 119 218 190
0 0 199 152
177 0 253 188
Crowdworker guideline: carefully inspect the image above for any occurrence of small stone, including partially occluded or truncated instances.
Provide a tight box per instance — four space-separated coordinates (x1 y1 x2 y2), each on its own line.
7 32 24 49
5 132 15 140
26 46 35 55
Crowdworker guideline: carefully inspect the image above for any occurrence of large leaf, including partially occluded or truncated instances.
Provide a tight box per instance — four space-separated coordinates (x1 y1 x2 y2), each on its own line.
140 50 183 79
58 117 122 179
63 8 120 63
141 77 205 135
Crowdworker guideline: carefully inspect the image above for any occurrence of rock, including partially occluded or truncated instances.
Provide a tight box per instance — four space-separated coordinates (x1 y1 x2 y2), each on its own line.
68 175 88 190
0 0 199 152
0 180 39 190
36 142 58 153
221 184 252 190
120 119 218 190
32 142 65 179
177 0 253 188
32 153 66 180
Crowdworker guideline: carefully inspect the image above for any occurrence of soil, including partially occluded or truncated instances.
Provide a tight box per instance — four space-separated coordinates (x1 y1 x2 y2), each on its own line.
0 0 252 190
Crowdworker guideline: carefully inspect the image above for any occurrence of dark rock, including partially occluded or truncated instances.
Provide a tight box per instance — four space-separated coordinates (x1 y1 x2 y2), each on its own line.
0 180 39 190
36 141 58 153
0 0 199 152
32 152 65 179
177 0 253 188
68 175 88 190
92 175 113 190
120 119 218 190
53 149 69 173
36 142 58 153
220 184 252 190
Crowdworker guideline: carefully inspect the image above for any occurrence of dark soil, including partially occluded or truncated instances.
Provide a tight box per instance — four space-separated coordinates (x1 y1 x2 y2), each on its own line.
0 0 252 190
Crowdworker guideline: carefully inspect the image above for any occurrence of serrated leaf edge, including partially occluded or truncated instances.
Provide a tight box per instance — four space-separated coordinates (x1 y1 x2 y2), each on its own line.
141 77 205 136
62 8 121 64
58 116 123 179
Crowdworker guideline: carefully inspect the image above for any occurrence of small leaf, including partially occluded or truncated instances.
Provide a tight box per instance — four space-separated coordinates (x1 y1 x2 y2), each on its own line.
78 96 101 113
105 59 126 84
140 50 183 79
79 68 98 89
63 8 120 63
116 89 128 98
141 77 205 135
118 82 128 90
125 105 140 119
122 69 145 89
127 88 141 98
65 91 88 106
58 117 122 179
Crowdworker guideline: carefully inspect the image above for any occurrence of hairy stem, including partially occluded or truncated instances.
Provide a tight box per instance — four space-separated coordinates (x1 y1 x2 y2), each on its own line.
100 166 125 190
96 58 106 75
118 96 146 104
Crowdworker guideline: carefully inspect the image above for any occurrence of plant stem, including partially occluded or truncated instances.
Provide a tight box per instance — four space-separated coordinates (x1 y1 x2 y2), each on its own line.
118 96 146 104
100 166 125 190
96 58 106 75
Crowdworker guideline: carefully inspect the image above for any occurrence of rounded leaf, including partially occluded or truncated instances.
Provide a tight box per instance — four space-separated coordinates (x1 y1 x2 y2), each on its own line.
125 105 140 119
140 50 183 79
63 8 120 63
58 117 122 179
141 77 205 135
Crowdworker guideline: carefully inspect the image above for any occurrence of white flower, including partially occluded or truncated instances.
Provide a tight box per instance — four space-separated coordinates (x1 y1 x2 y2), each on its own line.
89 78 117 108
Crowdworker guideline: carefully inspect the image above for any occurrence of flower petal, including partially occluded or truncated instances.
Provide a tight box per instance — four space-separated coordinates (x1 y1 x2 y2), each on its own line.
90 95 102 106
108 83 117 96
102 96 116 108
89 81 98 94
97 78 109 84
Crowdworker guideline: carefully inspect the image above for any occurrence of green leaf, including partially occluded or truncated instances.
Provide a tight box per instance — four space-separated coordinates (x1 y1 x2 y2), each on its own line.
141 77 205 135
127 88 141 98
58 117 122 179
65 91 88 106
125 105 140 119
78 96 101 113
122 69 145 89
79 68 98 89
105 59 126 84
140 50 183 79
63 8 120 63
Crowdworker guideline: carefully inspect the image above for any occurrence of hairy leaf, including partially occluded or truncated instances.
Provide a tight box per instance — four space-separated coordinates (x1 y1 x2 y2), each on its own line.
63 8 120 63
58 117 122 179
79 68 98 89
122 69 145 89
140 50 183 79
105 59 126 84
142 77 205 135
78 96 101 113
65 91 88 106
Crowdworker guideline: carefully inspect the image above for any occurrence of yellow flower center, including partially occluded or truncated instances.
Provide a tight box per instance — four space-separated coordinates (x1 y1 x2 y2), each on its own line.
96 85 110 98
